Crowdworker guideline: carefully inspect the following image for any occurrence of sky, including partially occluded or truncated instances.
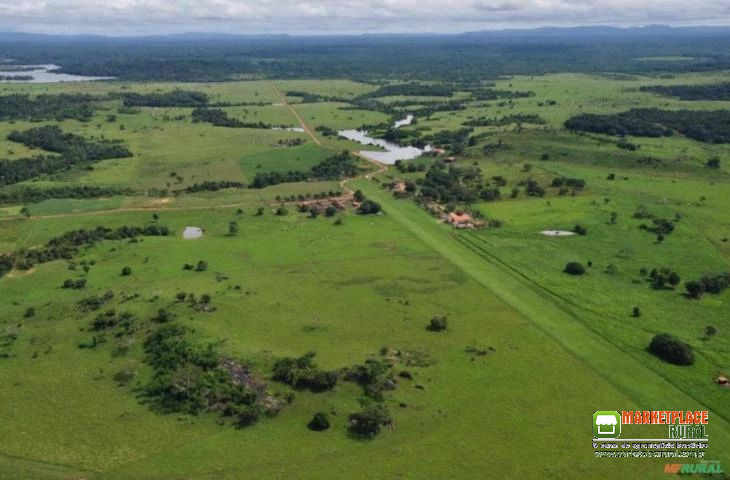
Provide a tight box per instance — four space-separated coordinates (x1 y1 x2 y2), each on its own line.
0 0 729 36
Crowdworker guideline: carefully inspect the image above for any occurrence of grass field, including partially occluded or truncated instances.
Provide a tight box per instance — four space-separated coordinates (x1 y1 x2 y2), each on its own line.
0 71 728 479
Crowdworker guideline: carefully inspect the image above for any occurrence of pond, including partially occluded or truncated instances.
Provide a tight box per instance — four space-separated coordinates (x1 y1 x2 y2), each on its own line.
183 226 204 240
337 115 430 165
0 64 114 83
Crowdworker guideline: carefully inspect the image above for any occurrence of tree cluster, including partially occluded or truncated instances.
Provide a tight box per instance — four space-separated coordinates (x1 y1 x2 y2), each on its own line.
0 93 97 122
648 333 695 366
565 108 730 144
272 351 339 392
640 83 730 101
685 272 730 299
120 90 209 107
251 151 359 188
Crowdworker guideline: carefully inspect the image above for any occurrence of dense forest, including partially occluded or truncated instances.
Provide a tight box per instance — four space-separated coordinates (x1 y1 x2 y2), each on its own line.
2 28 730 82
565 108 730 143
0 93 97 122
640 83 730 100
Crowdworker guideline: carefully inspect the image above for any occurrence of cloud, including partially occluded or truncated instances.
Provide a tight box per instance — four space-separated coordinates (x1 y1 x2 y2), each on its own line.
0 0 728 34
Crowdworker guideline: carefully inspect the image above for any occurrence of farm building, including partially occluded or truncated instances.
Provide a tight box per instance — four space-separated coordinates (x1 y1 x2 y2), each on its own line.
447 212 474 228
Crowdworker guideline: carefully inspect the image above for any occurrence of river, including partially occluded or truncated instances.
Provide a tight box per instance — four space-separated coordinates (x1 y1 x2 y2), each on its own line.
337 115 430 164
0 64 114 83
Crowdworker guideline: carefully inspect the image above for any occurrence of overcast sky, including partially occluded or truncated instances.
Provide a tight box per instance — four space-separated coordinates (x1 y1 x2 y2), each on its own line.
1 0 729 35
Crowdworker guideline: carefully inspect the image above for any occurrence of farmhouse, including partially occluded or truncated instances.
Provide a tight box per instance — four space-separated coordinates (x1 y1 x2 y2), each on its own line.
447 212 474 229
390 181 407 193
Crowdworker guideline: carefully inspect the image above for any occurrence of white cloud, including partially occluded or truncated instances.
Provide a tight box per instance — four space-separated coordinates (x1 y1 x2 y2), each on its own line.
0 0 728 34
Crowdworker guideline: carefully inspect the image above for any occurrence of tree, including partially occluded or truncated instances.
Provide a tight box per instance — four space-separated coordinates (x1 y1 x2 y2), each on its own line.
668 271 681 287
427 315 448 332
685 280 705 299
706 157 720 169
228 221 239 235
24 307 36 318
632 306 641 318
121 266 132 276
196 260 208 272
256 207 265 216
705 326 717 338
358 199 382 215
275 206 288 216
564 262 585 275
348 405 392 439
573 224 588 236
325 206 338 217
648 333 695 366
354 190 365 202
308 412 330 431
308 207 320 219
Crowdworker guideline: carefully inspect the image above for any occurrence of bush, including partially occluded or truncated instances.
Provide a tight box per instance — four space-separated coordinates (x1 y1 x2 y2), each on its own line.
573 224 588 236
358 199 382 215
121 266 132 276
564 262 586 275
648 333 695 366
308 412 330 431
427 315 448 332
348 405 392 439
272 352 338 392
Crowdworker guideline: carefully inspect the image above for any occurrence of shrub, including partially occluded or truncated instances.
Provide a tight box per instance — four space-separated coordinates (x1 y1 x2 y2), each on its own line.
272 352 338 392
427 315 448 332
648 333 695 366
358 199 382 215
348 405 392 439
564 262 585 275
308 412 330 431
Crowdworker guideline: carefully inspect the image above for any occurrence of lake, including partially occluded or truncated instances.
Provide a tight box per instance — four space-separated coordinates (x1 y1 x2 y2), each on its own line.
0 64 114 83
337 115 430 164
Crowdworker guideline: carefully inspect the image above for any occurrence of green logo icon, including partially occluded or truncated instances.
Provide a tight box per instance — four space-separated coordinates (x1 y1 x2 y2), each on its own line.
593 411 621 439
